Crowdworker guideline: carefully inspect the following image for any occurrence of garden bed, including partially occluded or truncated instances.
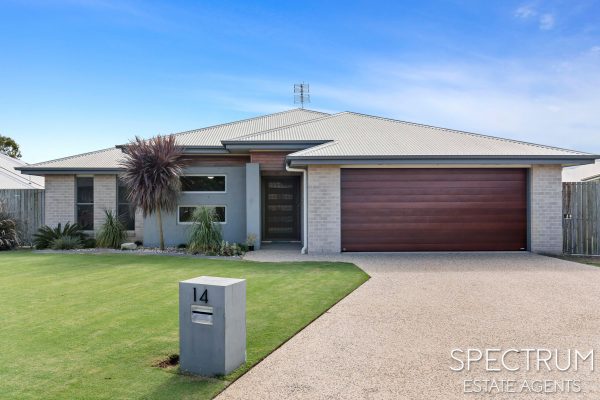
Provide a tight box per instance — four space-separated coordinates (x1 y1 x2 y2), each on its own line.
32 247 243 259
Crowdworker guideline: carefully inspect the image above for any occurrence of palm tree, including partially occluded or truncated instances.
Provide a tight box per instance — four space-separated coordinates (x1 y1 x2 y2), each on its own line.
119 135 185 250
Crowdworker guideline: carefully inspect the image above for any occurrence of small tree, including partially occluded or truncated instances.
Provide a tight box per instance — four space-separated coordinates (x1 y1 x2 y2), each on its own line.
0 135 22 159
119 135 185 250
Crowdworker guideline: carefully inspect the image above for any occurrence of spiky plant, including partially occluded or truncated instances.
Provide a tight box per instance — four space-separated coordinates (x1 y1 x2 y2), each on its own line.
119 135 186 250
96 209 127 249
0 211 20 250
33 222 85 249
187 206 222 254
50 235 82 250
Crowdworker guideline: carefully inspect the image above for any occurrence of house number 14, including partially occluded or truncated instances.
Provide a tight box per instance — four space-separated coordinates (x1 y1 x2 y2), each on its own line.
193 287 208 303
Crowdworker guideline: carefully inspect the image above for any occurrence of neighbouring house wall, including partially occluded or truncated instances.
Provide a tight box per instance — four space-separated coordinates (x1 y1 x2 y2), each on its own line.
143 166 247 247
245 163 261 249
307 165 341 253
530 165 563 254
45 175 75 227
93 175 117 232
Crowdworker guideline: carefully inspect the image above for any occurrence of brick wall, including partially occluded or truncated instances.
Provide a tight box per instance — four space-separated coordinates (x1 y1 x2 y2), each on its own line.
45 175 75 227
93 175 117 232
530 165 563 254
307 166 341 253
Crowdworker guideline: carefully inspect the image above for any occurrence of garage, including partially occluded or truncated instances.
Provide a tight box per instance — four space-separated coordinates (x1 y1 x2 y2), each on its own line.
341 168 527 252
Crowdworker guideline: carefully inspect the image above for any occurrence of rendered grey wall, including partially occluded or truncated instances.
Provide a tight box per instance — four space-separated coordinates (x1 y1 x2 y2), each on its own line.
143 166 247 247
245 163 261 249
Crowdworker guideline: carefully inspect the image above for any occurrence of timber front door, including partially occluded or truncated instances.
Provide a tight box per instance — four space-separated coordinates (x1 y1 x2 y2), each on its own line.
262 176 301 241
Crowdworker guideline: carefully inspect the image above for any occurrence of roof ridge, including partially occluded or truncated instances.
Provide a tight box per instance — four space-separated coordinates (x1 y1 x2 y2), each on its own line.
344 111 590 155
27 147 118 167
225 112 343 142
166 108 329 139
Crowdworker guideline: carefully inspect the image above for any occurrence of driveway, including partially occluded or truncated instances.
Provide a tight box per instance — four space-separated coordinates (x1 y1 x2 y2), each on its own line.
217 251 600 399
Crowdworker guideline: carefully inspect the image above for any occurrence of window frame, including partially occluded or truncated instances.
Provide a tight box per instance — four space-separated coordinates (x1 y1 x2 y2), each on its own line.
116 179 135 232
75 175 94 231
180 174 227 194
177 205 227 225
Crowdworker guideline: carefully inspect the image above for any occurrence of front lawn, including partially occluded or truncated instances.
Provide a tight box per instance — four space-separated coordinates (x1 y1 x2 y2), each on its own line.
0 252 368 399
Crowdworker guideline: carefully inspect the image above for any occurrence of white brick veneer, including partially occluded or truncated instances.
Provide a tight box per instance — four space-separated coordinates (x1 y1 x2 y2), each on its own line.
530 165 563 254
307 166 341 253
93 175 117 232
45 175 75 227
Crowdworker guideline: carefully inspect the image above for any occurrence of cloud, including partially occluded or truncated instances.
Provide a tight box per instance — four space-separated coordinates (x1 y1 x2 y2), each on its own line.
515 5 537 19
318 55 600 153
539 13 555 30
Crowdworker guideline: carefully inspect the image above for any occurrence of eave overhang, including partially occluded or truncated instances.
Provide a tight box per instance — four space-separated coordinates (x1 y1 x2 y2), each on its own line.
287 154 599 167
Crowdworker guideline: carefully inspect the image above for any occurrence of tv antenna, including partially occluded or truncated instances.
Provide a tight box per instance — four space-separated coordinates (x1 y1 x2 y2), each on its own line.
294 83 310 108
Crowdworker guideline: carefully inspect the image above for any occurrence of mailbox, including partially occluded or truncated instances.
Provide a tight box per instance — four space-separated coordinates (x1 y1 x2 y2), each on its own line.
179 276 246 376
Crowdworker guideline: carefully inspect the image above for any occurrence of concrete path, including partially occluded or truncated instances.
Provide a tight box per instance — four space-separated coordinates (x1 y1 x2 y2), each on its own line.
217 251 600 399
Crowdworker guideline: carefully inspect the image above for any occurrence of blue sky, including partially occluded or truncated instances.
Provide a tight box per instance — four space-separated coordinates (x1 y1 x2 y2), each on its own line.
1 0 599 163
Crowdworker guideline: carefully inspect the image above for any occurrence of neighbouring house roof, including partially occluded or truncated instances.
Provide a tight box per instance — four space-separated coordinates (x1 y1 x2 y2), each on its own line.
0 153 45 189
563 160 600 182
18 108 596 174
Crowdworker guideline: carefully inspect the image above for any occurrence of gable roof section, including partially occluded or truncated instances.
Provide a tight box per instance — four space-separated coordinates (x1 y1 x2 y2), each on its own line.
229 112 591 161
19 109 328 173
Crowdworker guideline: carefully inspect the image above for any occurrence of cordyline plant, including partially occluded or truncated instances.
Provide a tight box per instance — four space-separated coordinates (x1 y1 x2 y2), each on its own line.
119 135 186 250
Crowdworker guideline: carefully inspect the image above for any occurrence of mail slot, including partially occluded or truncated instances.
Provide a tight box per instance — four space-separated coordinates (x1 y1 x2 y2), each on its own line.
191 305 213 325
179 276 246 376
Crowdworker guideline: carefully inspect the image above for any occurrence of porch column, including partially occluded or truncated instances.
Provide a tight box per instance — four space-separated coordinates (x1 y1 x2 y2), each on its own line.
246 163 261 249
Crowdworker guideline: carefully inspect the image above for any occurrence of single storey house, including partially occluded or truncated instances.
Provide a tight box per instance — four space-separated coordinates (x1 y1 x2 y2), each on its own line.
18 109 597 254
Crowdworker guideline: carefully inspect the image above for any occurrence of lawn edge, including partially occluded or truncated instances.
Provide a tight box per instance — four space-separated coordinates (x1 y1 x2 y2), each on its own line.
213 266 371 398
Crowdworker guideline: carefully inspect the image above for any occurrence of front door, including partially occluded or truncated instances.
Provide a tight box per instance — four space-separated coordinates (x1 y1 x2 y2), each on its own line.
262 176 301 241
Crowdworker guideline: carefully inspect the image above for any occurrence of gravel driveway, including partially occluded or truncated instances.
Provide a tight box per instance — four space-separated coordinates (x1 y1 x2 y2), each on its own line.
217 251 600 399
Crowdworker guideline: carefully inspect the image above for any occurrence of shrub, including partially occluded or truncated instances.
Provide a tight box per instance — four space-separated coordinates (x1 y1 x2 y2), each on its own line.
177 243 187 249
134 240 143 247
33 222 86 249
96 210 127 249
50 235 82 250
82 238 97 248
218 241 244 257
187 207 222 254
0 211 20 250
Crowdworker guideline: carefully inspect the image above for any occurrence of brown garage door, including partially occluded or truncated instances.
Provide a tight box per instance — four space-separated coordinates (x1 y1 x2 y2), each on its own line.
341 168 527 252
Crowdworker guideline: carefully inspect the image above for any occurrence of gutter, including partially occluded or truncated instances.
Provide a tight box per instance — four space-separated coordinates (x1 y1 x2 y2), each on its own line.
285 164 308 254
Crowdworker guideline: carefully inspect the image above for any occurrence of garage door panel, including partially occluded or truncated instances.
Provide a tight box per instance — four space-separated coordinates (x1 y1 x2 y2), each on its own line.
341 168 527 252
341 180 525 189
342 186 518 196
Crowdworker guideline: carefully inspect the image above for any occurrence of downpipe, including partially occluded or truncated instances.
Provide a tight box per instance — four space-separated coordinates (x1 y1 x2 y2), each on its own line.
286 164 308 254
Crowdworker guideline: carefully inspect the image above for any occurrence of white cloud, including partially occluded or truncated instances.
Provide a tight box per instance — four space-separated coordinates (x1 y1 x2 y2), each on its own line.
515 5 536 19
308 55 600 153
539 13 555 30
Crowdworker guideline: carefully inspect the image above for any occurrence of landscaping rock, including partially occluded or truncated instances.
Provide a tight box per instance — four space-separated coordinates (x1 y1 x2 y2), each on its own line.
121 242 137 250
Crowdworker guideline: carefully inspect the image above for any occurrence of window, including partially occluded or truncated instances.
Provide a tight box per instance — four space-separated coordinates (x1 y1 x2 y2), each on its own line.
178 206 226 224
180 175 226 192
117 180 135 231
76 177 94 230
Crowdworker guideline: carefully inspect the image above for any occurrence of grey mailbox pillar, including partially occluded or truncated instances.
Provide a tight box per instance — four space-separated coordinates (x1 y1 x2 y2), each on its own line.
179 276 246 376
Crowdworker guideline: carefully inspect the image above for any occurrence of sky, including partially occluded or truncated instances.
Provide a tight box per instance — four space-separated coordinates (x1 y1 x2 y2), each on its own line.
0 0 599 163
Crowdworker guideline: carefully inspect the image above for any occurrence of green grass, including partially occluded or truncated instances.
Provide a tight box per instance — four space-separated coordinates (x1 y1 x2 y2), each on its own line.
0 251 368 400
556 255 600 267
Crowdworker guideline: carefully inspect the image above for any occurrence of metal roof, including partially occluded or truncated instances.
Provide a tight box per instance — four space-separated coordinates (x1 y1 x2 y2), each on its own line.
235 112 590 158
0 154 45 189
19 109 595 173
563 160 600 182
21 109 328 171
